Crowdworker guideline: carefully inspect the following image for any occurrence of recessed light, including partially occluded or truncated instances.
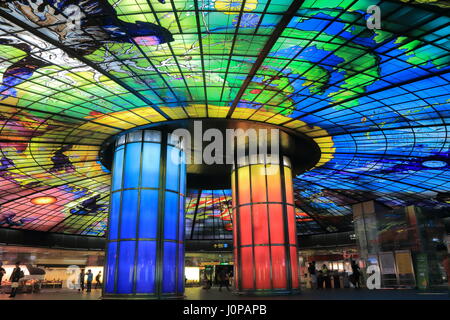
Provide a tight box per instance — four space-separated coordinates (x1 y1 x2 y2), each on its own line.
422 160 447 168
30 196 57 205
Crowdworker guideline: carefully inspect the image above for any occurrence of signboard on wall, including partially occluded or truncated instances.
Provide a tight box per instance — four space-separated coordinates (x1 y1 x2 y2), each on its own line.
395 251 414 275
379 252 396 274
415 253 429 290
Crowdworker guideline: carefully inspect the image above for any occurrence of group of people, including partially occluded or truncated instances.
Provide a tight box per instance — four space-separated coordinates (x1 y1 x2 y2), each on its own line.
78 269 102 293
0 261 24 298
307 260 361 289
202 269 233 291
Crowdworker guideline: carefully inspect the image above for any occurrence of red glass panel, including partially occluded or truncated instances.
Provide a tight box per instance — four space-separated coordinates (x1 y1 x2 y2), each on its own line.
233 248 239 288
231 171 236 209
241 247 254 290
290 247 299 289
268 204 284 244
271 246 287 289
239 205 253 246
254 246 271 289
252 204 269 245
287 205 297 245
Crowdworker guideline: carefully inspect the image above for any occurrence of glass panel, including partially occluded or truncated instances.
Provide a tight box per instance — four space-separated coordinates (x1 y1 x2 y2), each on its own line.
136 241 157 294
117 241 136 294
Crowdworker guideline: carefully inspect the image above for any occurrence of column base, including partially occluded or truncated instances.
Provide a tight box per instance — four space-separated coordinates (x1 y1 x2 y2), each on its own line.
234 288 301 296
101 293 185 300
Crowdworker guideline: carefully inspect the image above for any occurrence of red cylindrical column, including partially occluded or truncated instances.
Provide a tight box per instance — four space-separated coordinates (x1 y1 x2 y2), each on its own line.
232 156 299 294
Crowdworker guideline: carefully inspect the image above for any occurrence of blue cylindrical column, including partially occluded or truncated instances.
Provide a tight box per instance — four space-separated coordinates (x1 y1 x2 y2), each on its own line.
103 130 186 299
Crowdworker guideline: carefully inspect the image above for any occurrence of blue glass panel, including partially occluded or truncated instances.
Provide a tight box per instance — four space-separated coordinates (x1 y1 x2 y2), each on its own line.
112 146 124 191
117 241 136 294
139 190 159 239
177 244 184 293
120 190 138 239
162 242 177 293
123 142 142 189
105 242 117 294
142 142 161 189
178 195 185 241
164 192 178 240
108 191 121 240
136 241 156 293
180 158 186 195
166 146 180 191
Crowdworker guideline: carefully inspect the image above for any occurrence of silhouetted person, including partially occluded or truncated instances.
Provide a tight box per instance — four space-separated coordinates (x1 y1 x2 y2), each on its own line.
0 261 5 289
78 269 85 292
322 264 331 288
95 271 102 289
218 269 230 292
86 270 93 293
317 270 324 289
9 262 23 298
308 261 317 289
202 274 210 290
351 260 361 288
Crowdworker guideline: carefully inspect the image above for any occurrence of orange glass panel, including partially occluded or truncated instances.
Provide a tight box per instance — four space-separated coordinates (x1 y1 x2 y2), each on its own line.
284 167 294 204
237 166 251 205
266 166 281 202
250 164 267 203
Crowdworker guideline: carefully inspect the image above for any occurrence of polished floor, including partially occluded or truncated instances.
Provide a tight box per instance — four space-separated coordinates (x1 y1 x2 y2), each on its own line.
0 287 448 300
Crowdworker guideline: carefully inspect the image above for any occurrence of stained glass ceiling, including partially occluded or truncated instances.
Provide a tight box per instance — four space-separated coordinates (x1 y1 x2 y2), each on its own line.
0 0 449 238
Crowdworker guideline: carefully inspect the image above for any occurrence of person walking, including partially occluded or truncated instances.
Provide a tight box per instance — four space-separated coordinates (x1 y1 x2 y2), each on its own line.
202 273 211 290
86 269 93 293
9 262 23 298
95 271 102 289
351 260 361 288
218 269 230 292
308 261 317 289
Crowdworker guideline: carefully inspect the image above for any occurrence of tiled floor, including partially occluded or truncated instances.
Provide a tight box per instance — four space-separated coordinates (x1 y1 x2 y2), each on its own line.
0 287 448 300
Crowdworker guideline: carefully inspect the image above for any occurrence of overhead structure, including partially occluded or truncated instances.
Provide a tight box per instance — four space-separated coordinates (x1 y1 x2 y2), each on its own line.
0 0 448 253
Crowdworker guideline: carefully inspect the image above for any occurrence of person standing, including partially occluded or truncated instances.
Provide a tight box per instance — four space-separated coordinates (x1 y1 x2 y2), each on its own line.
351 260 361 288
95 271 102 289
321 264 331 288
9 262 23 298
308 261 317 289
86 269 93 293
78 269 85 292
